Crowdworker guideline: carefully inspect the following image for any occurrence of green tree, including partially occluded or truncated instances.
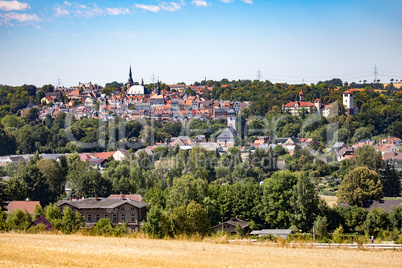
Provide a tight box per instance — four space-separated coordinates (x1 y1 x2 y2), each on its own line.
166 174 208 212
185 201 211 236
380 163 401 197
290 173 320 231
143 206 168 238
389 206 402 230
262 170 298 228
45 203 63 230
32 204 44 221
314 215 328 239
61 206 77 234
364 208 389 236
1 115 25 128
337 167 383 207
354 145 383 171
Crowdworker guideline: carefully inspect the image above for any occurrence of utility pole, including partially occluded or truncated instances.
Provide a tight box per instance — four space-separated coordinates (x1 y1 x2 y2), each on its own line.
374 65 378 82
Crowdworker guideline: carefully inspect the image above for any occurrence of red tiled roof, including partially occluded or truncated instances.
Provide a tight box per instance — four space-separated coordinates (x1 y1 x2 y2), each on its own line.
299 90 304 95
282 101 315 107
6 201 41 215
343 90 354 94
91 151 116 159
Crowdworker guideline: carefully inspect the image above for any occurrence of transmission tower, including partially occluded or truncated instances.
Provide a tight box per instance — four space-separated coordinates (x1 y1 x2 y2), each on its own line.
257 68 262 80
373 65 378 82
57 77 62 88
151 72 156 84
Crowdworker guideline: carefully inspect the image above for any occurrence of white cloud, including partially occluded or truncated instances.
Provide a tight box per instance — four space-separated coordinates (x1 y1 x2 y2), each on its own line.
161 2 181 12
0 11 40 22
219 0 232 3
105 7 130 15
54 7 69 17
134 4 160 13
241 0 253 4
64 1 71 7
192 0 208 7
135 2 182 13
0 0 29 11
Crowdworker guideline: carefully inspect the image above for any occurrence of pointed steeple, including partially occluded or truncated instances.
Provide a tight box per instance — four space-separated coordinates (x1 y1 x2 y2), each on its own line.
141 78 144 86
156 79 161 95
128 64 134 87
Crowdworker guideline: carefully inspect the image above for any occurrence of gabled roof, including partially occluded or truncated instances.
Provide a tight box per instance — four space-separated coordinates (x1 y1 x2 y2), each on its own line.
212 218 249 229
6 201 41 215
27 216 54 231
363 200 402 213
338 147 354 157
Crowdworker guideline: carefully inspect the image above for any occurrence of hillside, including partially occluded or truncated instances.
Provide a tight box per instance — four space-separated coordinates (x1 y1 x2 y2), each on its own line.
0 233 401 267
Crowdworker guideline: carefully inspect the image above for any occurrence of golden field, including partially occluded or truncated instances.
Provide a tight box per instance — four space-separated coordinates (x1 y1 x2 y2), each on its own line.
319 195 338 207
1 233 402 267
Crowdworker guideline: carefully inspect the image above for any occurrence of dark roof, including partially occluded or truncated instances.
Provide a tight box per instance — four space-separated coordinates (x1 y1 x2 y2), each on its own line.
57 197 148 209
212 218 249 229
363 200 402 213
27 216 54 231
217 127 237 140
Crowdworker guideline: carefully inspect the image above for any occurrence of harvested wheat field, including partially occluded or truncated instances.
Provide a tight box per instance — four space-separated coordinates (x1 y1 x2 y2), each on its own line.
1 233 402 267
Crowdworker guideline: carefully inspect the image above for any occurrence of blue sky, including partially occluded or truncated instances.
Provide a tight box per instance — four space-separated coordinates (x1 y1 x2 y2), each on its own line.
0 0 401 87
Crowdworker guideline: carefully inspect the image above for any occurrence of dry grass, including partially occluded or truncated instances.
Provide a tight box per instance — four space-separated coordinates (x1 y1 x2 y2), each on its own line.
1 233 402 267
319 195 338 207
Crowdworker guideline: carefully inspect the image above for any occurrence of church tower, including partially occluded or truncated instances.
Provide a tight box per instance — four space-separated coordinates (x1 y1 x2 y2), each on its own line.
299 90 304 101
127 64 134 88
156 80 161 95
343 90 354 115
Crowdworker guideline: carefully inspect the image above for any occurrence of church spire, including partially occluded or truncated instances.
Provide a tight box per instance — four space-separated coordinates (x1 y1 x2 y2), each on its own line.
128 64 134 87
141 78 144 86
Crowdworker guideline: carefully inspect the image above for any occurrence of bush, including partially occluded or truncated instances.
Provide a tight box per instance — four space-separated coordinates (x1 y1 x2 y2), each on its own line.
6 209 32 231
26 223 47 234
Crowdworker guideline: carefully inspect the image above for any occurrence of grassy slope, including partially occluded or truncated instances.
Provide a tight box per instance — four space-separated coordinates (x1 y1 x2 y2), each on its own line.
1 233 402 267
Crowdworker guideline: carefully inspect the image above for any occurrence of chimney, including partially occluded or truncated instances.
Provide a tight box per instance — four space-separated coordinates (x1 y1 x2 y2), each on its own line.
69 197 72 201
36 214 41 220
95 195 97 201
120 192 124 200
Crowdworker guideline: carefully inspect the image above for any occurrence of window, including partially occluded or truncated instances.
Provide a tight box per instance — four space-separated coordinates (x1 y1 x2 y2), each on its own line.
87 214 92 222
120 207 125 211
121 214 126 222
112 214 117 222
104 214 108 219
131 215 135 222
96 214 100 222
130 207 135 210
